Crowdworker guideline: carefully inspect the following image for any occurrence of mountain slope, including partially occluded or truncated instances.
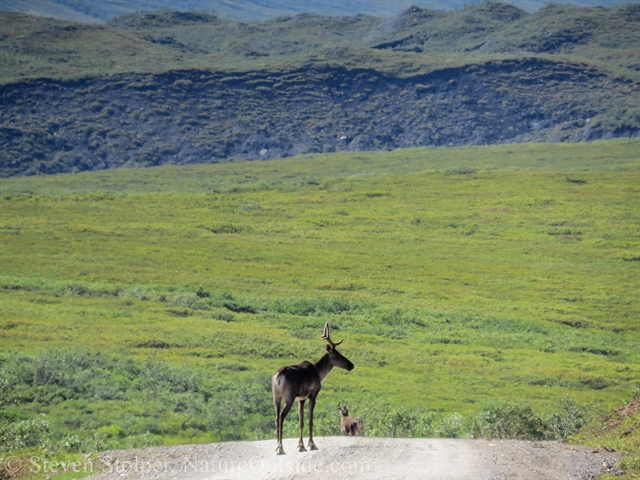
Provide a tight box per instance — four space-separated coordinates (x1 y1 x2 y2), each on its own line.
0 0 99 22
1 0 639 21
1 59 635 177
2 4 638 84
0 4 638 177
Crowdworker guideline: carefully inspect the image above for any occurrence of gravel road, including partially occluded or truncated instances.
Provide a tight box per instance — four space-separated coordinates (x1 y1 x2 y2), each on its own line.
89 437 621 480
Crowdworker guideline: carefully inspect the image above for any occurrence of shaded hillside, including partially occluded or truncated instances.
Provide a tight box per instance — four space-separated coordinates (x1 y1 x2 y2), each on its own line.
0 3 639 176
1 59 636 177
1 0 639 22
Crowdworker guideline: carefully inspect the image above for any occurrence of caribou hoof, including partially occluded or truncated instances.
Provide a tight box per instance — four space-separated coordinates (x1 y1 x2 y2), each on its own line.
297 444 307 452
276 445 285 455
308 443 319 451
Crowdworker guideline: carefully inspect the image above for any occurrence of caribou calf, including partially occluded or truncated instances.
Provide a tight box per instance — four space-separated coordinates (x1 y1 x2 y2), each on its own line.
272 322 354 455
337 402 365 436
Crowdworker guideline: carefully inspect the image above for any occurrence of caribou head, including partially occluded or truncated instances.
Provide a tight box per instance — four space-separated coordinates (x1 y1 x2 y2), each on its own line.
337 401 350 417
321 322 354 374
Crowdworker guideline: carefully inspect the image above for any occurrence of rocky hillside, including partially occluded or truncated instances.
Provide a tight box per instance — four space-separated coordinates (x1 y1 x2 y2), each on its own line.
0 3 639 177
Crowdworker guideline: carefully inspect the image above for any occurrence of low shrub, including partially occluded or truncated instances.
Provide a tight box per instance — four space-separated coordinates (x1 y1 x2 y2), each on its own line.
0 415 52 452
217 362 248 371
446 166 477 175
471 396 588 441
543 395 589 440
269 296 360 316
471 400 544 439
210 312 235 322
566 177 587 184
435 413 468 438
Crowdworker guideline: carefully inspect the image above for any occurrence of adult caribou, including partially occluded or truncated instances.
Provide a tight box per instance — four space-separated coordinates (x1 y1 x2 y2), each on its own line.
271 322 354 455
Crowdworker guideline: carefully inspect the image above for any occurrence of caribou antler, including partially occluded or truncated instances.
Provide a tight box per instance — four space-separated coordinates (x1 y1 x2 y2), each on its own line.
322 322 343 348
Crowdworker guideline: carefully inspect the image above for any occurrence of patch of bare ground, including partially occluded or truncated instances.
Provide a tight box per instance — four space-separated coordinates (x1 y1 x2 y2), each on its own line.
89 437 622 480
600 398 640 437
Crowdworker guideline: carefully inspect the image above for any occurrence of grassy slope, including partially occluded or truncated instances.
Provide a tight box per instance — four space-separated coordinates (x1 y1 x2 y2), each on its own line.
1 140 639 405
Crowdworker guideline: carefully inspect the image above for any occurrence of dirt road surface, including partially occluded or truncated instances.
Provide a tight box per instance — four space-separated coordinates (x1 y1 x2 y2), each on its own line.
91 437 621 480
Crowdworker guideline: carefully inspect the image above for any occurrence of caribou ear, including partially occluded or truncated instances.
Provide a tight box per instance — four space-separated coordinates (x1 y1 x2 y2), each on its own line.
325 344 333 353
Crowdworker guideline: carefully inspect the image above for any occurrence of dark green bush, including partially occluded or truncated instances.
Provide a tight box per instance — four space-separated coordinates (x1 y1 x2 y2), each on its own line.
217 362 248 371
543 396 589 440
446 166 477 175
210 312 235 322
566 177 587 184
0 415 52 451
269 296 360 316
202 223 246 234
470 396 588 441
471 400 544 439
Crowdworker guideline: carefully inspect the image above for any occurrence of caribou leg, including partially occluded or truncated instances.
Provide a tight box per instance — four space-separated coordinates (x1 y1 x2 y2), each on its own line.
297 400 307 452
276 398 294 455
307 395 318 451
274 397 285 455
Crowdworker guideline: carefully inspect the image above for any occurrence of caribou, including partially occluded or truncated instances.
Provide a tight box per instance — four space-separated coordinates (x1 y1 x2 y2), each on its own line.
337 401 365 436
271 322 354 455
